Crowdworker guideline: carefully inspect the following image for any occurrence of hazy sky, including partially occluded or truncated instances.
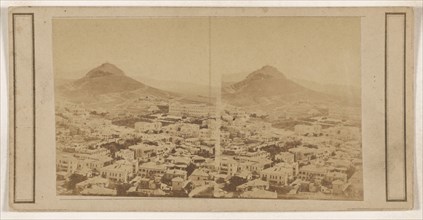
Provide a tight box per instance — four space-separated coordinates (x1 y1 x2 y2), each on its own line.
53 17 360 87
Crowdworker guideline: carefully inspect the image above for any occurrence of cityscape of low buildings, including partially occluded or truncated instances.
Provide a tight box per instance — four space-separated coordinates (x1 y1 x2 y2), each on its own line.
56 93 362 201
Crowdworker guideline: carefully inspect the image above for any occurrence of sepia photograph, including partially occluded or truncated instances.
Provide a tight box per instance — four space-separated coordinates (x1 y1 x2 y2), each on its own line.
53 17 362 200
6 4 419 214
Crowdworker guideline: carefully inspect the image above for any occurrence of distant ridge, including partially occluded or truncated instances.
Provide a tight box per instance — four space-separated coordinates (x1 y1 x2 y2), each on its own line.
71 63 145 95
85 63 126 78
56 63 209 106
222 65 334 107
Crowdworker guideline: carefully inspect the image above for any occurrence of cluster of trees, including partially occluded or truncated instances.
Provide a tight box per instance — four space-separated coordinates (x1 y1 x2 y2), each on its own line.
101 137 142 158
65 174 87 194
222 176 247 192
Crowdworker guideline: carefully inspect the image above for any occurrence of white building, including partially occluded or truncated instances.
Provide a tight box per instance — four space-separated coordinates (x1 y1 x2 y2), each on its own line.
260 163 298 185
129 144 156 160
138 162 166 178
100 164 134 183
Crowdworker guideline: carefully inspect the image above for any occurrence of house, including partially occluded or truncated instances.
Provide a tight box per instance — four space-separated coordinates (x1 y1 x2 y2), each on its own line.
129 144 156 160
189 169 210 186
288 147 317 161
297 164 326 183
138 162 166 178
332 179 345 194
236 179 269 192
218 157 239 176
100 163 134 183
163 169 187 181
79 156 113 170
171 177 184 191
191 155 207 167
76 176 110 190
138 178 157 190
56 153 79 174
166 156 191 170
260 163 297 185
115 159 139 175
199 128 219 140
57 153 113 175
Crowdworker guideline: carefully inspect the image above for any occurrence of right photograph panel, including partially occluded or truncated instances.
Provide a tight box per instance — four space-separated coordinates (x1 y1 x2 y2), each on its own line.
213 17 363 200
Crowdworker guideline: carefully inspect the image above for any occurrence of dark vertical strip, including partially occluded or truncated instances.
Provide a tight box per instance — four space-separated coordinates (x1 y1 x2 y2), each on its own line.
403 13 407 202
32 13 36 203
384 12 388 201
385 12 407 202
12 13 17 204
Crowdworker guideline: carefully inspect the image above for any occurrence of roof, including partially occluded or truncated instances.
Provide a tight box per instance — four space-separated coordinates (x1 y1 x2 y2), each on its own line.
173 157 191 165
172 177 184 182
235 170 252 179
166 169 187 175
139 162 166 170
299 164 325 173
190 169 209 177
261 163 293 174
127 186 137 193
191 155 206 161
101 163 133 172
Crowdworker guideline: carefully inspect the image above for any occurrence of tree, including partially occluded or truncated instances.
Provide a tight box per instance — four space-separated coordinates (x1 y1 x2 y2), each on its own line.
197 149 213 158
215 177 225 184
261 144 283 160
223 176 247 192
65 174 87 191
116 183 131 196
321 178 332 188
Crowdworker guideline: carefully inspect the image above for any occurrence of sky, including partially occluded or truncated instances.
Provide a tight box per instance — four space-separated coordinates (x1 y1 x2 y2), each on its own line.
53 17 360 87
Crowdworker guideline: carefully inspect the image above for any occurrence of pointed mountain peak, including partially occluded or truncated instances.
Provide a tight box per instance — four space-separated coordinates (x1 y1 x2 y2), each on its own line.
85 62 126 78
260 65 278 72
246 65 286 80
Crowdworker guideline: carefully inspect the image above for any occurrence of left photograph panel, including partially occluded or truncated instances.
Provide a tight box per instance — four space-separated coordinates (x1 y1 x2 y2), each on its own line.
53 18 218 198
